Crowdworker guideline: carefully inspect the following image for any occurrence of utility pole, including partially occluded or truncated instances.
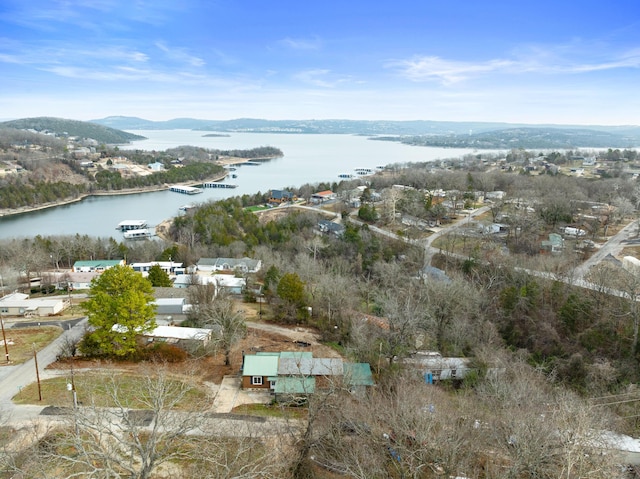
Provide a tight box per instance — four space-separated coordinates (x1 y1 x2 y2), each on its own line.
33 344 42 401
0 316 9 363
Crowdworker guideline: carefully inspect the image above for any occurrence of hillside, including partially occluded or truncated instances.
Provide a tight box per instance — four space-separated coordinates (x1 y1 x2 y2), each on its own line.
91 116 640 146
374 127 640 149
0 117 146 144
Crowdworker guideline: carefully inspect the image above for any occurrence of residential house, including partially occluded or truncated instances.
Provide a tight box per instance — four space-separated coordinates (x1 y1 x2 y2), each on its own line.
242 351 374 401
268 189 295 205
242 353 280 389
72 260 125 273
402 351 472 381
147 161 165 171
173 274 246 294
310 190 336 204
541 233 564 254
130 261 184 276
197 257 262 274
65 271 101 290
0 292 70 317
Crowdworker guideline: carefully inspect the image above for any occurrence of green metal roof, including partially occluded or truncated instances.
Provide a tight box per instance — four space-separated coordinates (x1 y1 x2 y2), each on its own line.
73 260 123 268
274 376 316 394
243 354 279 377
343 363 375 387
279 351 313 360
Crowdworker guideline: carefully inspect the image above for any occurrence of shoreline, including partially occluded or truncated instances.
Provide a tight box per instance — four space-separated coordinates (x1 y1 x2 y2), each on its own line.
0 172 228 219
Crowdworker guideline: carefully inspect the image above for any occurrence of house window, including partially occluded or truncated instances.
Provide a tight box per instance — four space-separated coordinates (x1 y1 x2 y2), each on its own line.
0 307 7 313
251 376 263 386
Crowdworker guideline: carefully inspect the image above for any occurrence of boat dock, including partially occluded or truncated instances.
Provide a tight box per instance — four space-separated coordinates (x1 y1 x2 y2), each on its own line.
116 219 148 231
123 228 153 239
169 185 204 195
202 182 238 188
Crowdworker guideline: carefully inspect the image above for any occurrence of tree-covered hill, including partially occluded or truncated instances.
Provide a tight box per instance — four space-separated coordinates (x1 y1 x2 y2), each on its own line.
373 127 640 149
0 117 146 144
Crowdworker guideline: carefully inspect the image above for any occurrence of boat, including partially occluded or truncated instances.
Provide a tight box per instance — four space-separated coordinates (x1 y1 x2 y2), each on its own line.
116 220 147 231
231 174 237 178
338 173 355 179
178 204 195 212
123 228 153 239
354 167 374 176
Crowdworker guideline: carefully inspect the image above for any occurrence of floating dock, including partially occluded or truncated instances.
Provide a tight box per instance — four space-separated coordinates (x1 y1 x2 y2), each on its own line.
116 219 148 231
169 185 203 195
123 228 153 239
202 182 238 188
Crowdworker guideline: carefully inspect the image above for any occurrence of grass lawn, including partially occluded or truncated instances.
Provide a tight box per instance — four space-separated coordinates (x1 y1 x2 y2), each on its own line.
13 371 209 408
1 326 62 365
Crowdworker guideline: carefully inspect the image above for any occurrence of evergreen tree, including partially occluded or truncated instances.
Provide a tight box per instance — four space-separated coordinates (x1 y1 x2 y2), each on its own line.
81 265 156 358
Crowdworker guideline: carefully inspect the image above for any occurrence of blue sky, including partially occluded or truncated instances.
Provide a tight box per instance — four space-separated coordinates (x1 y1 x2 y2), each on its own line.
1 0 639 125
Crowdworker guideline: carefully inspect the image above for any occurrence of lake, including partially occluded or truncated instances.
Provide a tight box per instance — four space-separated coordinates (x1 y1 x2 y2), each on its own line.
0 131 483 240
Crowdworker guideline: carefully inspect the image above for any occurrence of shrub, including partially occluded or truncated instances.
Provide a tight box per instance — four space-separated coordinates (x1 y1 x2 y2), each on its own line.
141 342 188 362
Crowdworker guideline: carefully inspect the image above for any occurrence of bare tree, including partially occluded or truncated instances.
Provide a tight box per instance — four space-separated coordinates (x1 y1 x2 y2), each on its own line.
200 292 247 366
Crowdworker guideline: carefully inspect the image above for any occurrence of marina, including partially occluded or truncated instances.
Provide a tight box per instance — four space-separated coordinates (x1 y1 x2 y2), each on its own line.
202 182 238 189
169 185 203 195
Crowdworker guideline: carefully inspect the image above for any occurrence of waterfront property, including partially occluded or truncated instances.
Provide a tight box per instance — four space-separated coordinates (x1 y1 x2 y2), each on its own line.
268 189 295 204
130 261 184 276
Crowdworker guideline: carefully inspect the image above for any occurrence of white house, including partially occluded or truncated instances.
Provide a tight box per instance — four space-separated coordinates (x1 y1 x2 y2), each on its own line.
402 351 472 381
196 257 262 274
173 274 246 295
130 261 184 277
0 292 70 317
141 325 212 347
147 161 165 171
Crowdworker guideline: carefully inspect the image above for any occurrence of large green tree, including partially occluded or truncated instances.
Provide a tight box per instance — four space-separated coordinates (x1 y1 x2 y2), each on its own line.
147 264 173 287
81 265 156 358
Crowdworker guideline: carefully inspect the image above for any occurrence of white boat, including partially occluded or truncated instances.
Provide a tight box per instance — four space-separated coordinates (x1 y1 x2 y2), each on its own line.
354 167 374 176
123 228 153 239
178 204 195 211
116 220 147 231
338 173 355 179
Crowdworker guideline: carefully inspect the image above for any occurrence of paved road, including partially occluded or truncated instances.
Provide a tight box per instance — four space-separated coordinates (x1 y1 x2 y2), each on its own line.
0 317 87 421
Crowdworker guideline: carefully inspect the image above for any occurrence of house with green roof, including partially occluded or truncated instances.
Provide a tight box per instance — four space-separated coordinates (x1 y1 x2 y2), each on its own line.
241 353 279 389
241 351 374 396
72 259 125 273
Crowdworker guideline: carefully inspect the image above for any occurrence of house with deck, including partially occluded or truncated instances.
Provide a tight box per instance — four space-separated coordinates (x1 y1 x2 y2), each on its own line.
268 189 295 205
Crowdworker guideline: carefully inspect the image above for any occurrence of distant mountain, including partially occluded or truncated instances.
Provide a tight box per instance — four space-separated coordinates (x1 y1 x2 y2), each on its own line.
374 127 640 149
0 117 146 144
90 116 640 147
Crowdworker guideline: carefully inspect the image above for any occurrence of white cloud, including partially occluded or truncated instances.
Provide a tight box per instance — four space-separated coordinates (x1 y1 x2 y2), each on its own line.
389 47 640 84
155 41 205 67
293 69 350 88
278 36 322 50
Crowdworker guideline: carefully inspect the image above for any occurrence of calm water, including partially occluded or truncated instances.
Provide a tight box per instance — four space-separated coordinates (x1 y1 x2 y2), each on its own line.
0 131 481 240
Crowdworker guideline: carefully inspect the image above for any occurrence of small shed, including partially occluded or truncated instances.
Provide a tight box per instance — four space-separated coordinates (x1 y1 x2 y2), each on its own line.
141 325 212 349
